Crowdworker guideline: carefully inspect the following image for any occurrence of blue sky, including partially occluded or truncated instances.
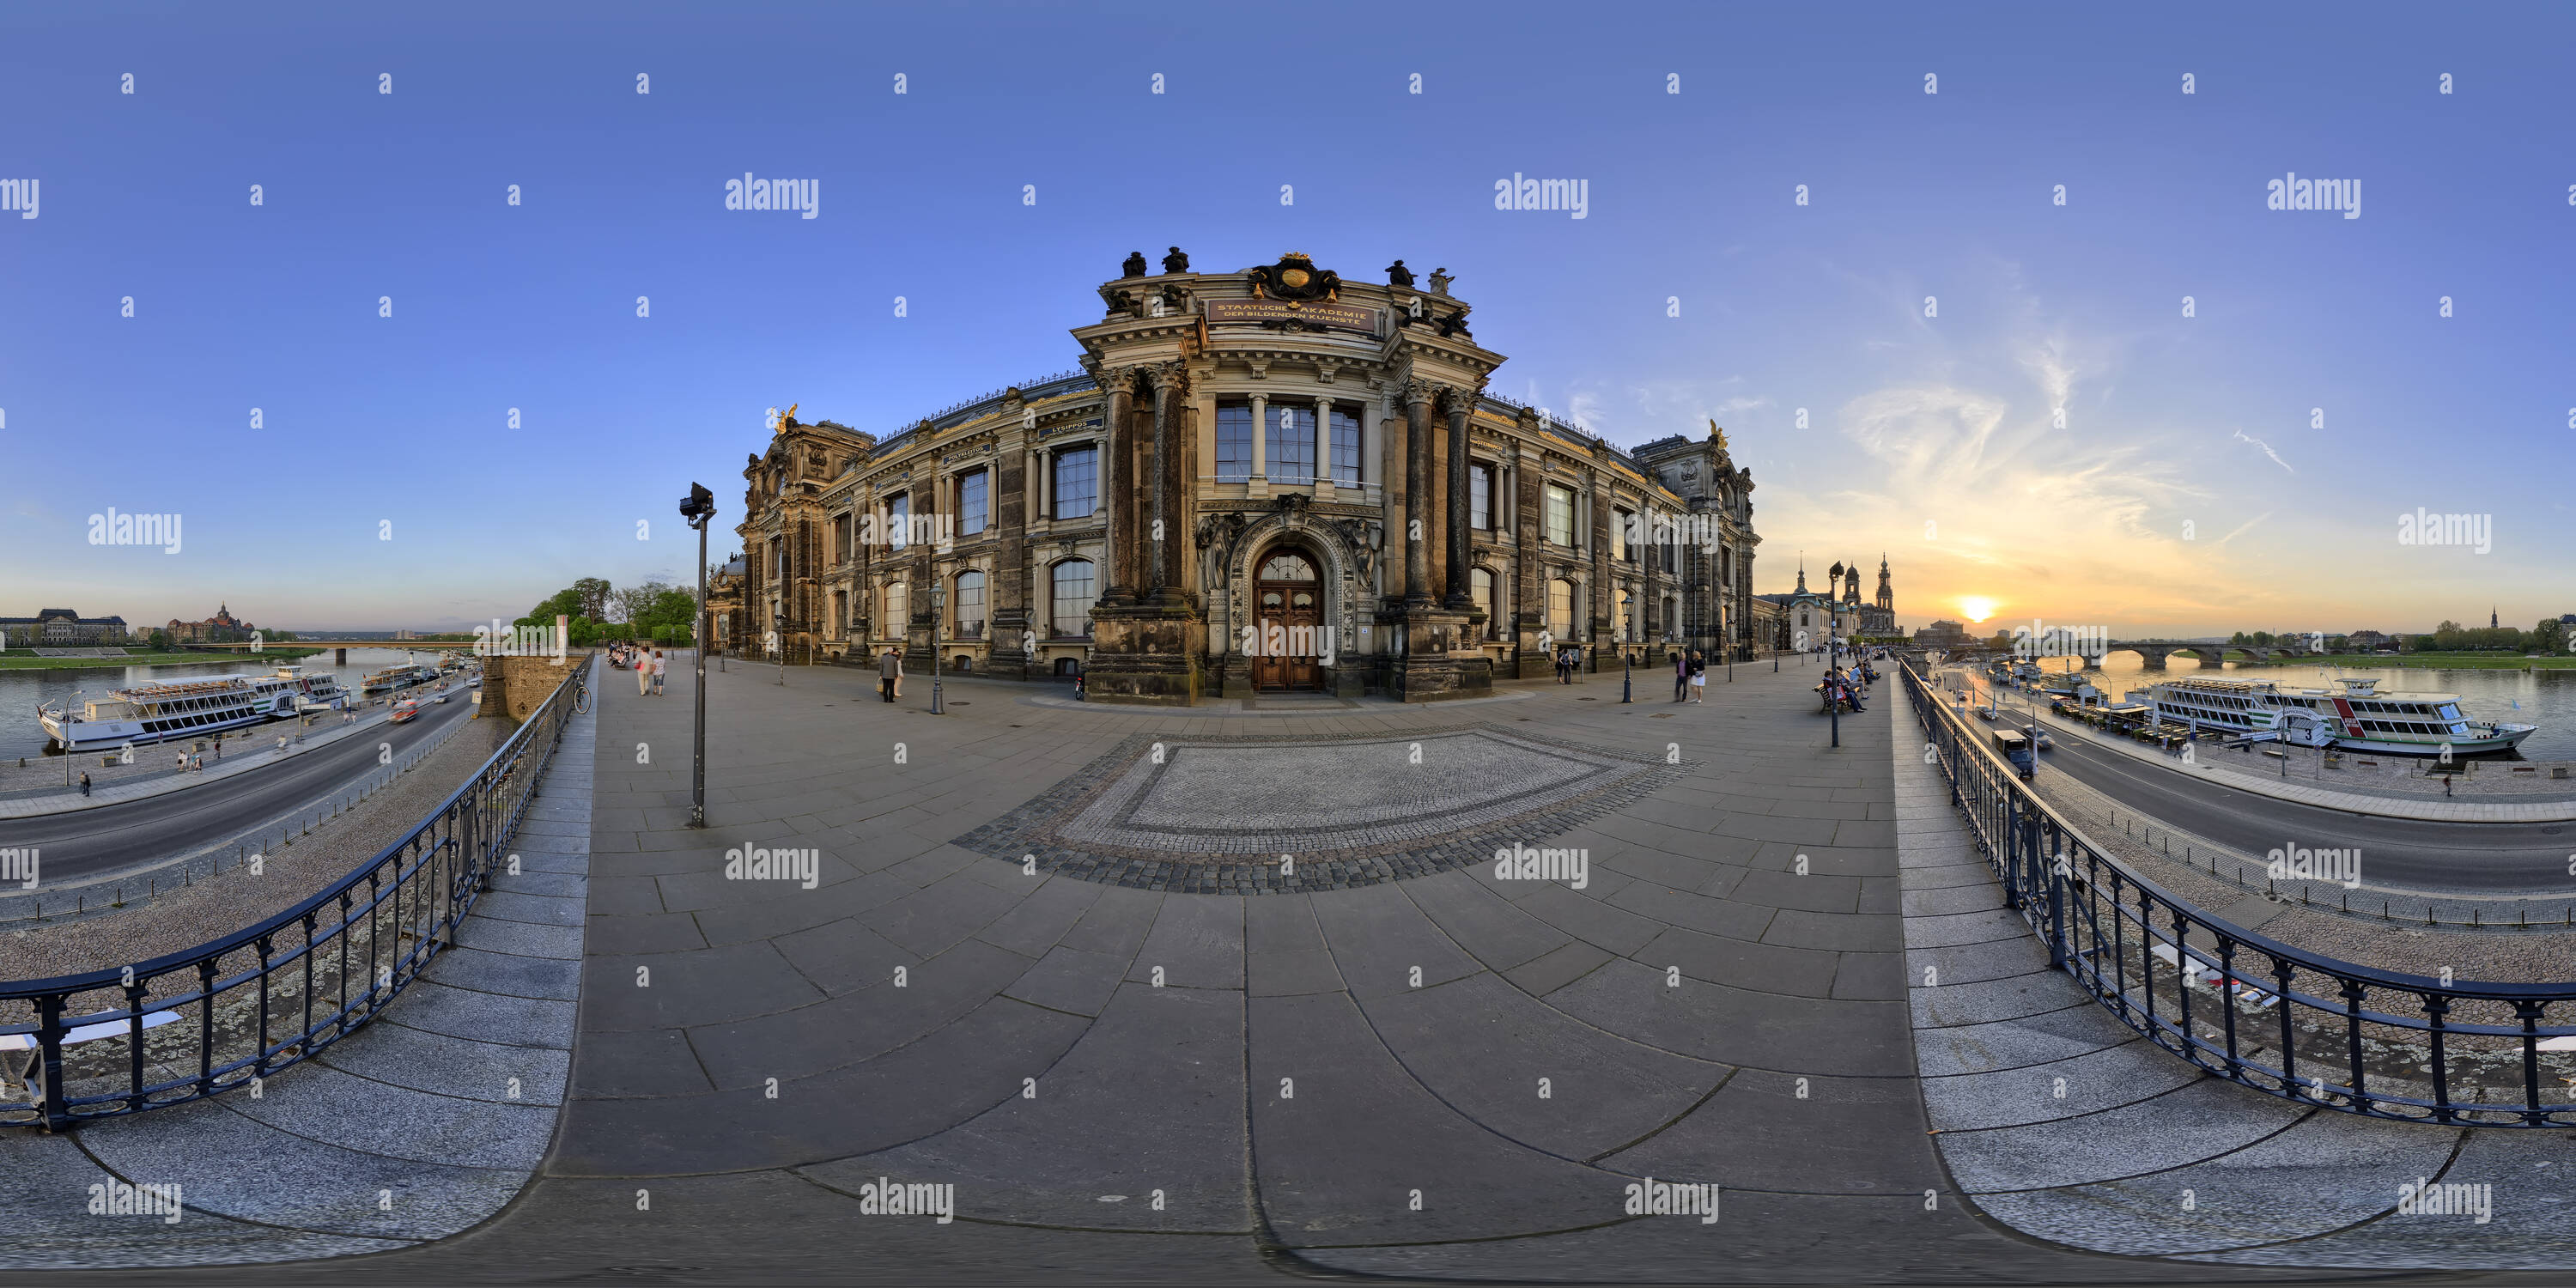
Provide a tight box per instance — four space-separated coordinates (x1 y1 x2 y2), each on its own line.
3 1 2569 637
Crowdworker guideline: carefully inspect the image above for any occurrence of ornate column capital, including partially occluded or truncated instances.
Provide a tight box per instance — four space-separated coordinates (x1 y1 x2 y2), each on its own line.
1145 361 1189 395
1400 377 1437 408
1089 363 1139 398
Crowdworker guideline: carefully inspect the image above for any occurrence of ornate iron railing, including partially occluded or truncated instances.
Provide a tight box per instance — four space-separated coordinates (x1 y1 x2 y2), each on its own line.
1900 660 2576 1127
1 659 590 1131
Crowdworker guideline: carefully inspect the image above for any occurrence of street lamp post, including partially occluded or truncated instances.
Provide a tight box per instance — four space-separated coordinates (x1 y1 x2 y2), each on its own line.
680 483 714 829
773 613 787 687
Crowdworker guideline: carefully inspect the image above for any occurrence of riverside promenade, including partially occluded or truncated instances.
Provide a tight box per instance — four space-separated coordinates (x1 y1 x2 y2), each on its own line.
18 655 2452 1282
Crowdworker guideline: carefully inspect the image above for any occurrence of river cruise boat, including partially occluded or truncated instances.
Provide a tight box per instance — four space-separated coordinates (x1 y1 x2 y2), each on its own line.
37 667 337 753
2145 676 2536 756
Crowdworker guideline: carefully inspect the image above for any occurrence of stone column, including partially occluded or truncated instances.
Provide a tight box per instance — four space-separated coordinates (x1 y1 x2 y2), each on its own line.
1148 363 1183 598
1315 399 1334 495
1097 368 1133 603
1402 381 1434 606
1249 392 1268 489
1443 390 1473 610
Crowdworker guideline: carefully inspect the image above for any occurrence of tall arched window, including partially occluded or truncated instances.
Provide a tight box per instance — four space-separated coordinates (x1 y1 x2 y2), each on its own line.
953 571 985 640
884 583 908 640
1471 568 1497 640
1051 560 1096 639
1548 579 1576 639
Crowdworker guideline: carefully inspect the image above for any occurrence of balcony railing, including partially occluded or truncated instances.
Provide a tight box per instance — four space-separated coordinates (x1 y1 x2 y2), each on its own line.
1899 661 2576 1127
3 660 592 1131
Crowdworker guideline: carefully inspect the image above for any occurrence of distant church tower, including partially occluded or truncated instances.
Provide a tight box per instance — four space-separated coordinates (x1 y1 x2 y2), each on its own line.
1875 554 1893 613
2493 605 2500 629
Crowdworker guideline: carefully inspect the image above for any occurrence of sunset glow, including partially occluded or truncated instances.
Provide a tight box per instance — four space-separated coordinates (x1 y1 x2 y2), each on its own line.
1957 597 1997 623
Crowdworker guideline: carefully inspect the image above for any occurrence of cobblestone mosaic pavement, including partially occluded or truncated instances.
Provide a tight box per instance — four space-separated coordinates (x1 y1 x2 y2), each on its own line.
957 724 1691 892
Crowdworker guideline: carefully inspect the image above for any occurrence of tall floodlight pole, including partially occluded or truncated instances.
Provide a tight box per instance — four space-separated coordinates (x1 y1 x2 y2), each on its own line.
680 483 715 829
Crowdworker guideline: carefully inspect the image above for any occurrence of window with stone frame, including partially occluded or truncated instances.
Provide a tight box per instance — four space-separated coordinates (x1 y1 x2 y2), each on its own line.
1329 406 1362 485
1548 578 1576 638
1053 447 1097 520
1051 560 1097 638
953 570 985 640
1267 404 1316 485
886 494 910 551
1546 484 1575 546
1216 403 1253 482
1472 566 1498 639
959 469 989 536
1470 464 1493 530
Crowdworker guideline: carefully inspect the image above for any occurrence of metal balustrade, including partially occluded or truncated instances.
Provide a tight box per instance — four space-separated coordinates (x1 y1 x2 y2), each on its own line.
1 660 590 1131
1900 660 2576 1127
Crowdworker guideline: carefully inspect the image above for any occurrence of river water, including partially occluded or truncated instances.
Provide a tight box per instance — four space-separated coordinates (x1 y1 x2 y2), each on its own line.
1996 657 2576 761
0 648 461 760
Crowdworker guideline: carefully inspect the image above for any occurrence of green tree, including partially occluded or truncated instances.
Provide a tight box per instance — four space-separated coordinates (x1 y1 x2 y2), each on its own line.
571 577 612 622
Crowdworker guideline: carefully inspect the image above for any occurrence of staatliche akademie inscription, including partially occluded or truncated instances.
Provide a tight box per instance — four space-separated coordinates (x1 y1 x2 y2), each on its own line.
1202 297 1381 334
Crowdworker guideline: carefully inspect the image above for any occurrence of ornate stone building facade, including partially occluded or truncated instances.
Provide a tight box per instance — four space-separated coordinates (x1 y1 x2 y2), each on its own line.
735 252 1765 705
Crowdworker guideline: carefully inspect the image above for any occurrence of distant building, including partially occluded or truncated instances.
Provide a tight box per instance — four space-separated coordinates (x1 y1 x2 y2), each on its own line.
1757 562 1851 652
1 608 131 647
1914 619 1971 649
166 603 257 643
394 629 417 640
2347 629 2392 650
706 556 750 653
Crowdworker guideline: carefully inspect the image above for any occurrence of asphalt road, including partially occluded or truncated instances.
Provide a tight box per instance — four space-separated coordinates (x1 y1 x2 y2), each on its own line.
1945 676 2576 894
3 689 480 885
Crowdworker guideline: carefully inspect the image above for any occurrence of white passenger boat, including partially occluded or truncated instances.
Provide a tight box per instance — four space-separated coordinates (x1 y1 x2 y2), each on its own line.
2145 676 2535 756
37 666 335 753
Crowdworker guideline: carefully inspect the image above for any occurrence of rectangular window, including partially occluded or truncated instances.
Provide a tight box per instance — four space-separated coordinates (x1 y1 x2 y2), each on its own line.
1546 484 1575 546
1470 465 1492 531
1053 447 1097 520
1268 404 1316 484
885 495 909 551
1216 403 1253 482
1613 509 1632 562
1052 561 1097 638
1330 406 1362 485
959 470 988 536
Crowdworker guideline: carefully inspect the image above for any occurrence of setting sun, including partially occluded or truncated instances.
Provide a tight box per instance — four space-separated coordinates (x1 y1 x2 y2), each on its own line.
1957 597 1996 623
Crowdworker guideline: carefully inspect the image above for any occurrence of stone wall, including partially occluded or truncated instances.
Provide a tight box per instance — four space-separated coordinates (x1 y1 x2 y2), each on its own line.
477 652 592 725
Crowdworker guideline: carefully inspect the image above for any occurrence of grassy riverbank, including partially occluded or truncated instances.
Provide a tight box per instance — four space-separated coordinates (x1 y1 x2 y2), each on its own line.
0 647 327 671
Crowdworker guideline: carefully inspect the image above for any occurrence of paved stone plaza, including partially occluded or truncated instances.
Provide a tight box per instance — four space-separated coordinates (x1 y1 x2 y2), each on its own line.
961 722 1688 891
21 655 2576 1282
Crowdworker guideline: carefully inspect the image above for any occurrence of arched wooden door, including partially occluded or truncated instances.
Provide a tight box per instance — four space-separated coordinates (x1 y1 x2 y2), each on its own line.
1250 550 1322 691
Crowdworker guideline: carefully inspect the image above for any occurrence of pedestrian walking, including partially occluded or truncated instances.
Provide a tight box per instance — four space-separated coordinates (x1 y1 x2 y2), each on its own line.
1689 651 1708 702
214 734 223 761
79 771 91 797
652 649 666 696
1673 650 1689 702
878 647 902 702
638 647 652 696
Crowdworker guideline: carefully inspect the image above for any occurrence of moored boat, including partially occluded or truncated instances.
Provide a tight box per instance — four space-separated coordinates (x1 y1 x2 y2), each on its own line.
2145 675 2535 756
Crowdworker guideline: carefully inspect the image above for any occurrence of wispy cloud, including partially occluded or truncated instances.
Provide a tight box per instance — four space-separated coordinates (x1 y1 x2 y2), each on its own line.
2230 428 2296 473
2214 512 2273 546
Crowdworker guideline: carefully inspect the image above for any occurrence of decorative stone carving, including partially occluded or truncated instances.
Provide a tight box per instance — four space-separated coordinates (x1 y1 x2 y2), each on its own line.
1386 258 1415 287
1246 252 1341 302
1428 266 1454 296
1121 250 1148 277
1162 246 1190 274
